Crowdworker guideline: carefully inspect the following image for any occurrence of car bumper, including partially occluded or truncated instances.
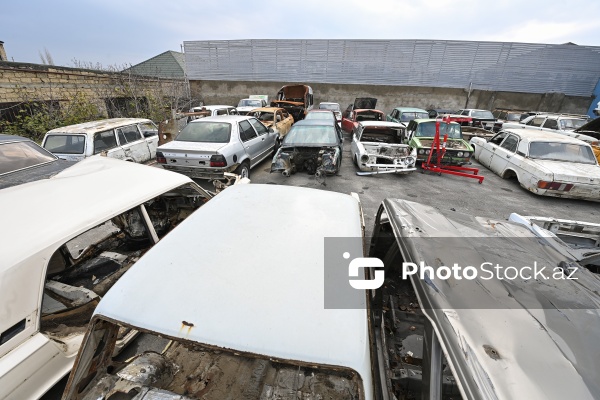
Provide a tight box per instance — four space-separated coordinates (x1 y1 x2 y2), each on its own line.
416 155 471 165
525 184 600 202
161 164 236 179
360 163 416 174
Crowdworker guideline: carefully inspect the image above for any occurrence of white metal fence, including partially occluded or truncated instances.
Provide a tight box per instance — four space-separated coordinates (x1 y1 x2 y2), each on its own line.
183 39 600 97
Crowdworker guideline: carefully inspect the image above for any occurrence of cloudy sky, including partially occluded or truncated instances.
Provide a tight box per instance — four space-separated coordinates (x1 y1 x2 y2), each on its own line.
3 0 600 68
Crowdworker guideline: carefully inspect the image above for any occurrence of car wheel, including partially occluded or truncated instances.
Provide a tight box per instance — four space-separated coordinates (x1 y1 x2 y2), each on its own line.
235 161 250 179
353 155 358 166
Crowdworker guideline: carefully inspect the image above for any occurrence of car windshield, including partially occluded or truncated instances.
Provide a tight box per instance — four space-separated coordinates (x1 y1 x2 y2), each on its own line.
283 125 338 145
305 112 335 121
506 113 522 121
559 118 587 130
43 134 86 154
319 103 340 111
400 112 429 122
472 110 494 119
529 142 596 164
414 122 462 139
0 140 57 175
238 99 262 107
176 121 231 143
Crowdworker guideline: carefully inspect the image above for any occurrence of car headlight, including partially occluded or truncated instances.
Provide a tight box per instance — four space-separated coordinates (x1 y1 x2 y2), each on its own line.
457 151 463 157
361 154 369 163
406 157 414 165
425 149 431 155
418 149 424 155
464 152 470 157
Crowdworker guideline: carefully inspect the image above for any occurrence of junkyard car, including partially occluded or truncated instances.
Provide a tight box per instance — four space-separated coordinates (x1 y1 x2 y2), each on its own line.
456 108 496 129
492 109 530 132
503 113 596 143
189 105 238 117
42 118 159 163
572 116 600 162
271 119 343 177
0 134 75 189
157 115 277 179
471 128 600 200
318 101 342 122
304 109 337 122
236 97 267 114
61 184 375 400
386 106 429 126
270 84 313 121
342 109 386 133
246 106 294 143
405 118 473 165
0 157 211 399
350 121 416 175
368 198 600 399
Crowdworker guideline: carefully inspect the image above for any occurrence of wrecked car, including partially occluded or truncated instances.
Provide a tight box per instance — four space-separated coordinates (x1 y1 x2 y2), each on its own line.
350 121 416 175
42 118 159 164
157 115 277 180
318 101 342 122
246 106 294 144
60 184 374 400
386 106 429 126
502 113 596 143
270 84 314 121
341 98 385 133
0 134 75 190
406 118 473 165
471 128 600 201
271 119 343 178
0 157 211 399
368 198 600 399
236 97 267 114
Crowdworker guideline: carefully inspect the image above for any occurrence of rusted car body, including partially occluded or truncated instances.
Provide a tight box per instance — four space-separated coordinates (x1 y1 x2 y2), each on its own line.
471 128 600 201
271 119 343 178
61 184 373 400
246 106 294 142
342 109 386 133
270 84 314 121
0 157 211 399
369 199 600 399
350 121 416 175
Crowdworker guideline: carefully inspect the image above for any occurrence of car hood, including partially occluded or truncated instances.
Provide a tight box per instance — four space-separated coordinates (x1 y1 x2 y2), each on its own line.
530 159 600 183
574 117 600 137
158 140 228 153
353 97 377 110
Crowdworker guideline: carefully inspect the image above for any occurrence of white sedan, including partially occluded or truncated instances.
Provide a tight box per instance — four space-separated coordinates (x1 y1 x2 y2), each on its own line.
350 121 416 176
470 128 600 201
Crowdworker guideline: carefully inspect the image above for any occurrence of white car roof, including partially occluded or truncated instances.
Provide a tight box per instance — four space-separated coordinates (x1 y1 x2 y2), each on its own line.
188 115 253 123
191 105 233 111
501 128 591 145
46 118 152 135
94 184 373 397
0 157 194 272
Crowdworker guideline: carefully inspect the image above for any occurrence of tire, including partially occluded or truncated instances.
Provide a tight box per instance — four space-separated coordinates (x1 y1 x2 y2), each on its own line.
235 161 250 179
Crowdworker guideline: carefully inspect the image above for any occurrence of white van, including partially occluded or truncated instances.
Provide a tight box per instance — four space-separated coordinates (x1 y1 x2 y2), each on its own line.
42 118 159 163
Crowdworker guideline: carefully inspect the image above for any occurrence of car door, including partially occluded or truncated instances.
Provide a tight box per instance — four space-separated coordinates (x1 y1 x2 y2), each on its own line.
138 121 159 158
238 120 261 166
248 117 275 162
341 110 355 133
478 131 507 167
489 134 519 174
93 130 126 159
350 125 362 160
275 110 292 137
115 125 151 163
388 109 399 123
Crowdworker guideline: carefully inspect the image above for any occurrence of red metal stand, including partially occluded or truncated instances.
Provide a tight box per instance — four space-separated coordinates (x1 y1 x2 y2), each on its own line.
421 119 484 184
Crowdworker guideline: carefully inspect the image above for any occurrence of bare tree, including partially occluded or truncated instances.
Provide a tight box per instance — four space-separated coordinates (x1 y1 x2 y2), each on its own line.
39 47 55 65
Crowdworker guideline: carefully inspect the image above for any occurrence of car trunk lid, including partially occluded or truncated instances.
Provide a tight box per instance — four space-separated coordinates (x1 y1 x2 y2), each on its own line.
532 159 600 184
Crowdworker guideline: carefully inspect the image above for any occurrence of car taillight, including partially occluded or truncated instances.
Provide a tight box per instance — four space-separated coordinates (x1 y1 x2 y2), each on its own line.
210 154 227 167
537 181 573 191
156 152 166 164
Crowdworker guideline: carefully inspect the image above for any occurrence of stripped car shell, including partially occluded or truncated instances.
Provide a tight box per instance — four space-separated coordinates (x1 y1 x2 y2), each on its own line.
369 199 600 399
62 184 372 400
271 84 314 121
342 108 386 134
471 129 600 201
0 157 211 399
350 121 416 175
246 106 294 142
271 119 343 178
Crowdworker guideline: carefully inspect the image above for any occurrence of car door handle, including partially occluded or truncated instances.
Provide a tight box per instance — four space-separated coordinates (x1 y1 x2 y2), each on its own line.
261 137 265 141
506 154 511 159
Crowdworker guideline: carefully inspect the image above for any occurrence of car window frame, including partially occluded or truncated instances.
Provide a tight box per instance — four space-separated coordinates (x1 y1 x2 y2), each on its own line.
499 134 519 153
93 130 119 154
238 120 258 142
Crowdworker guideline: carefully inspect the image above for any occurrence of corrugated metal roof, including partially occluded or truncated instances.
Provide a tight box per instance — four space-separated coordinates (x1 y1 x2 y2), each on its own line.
183 39 600 97
125 50 185 78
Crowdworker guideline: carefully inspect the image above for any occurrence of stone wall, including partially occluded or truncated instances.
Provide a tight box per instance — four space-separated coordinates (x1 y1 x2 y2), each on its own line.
190 80 592 116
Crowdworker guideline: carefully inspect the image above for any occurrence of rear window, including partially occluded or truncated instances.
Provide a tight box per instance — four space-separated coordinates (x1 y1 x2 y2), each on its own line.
529 142 597 164
0 140 57 175
176 121 232 143
472 110 494 119
305 111 335 121
43 134 86 154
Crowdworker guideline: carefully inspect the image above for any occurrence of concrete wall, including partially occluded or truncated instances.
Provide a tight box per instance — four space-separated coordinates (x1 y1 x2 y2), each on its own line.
190 80 593 115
